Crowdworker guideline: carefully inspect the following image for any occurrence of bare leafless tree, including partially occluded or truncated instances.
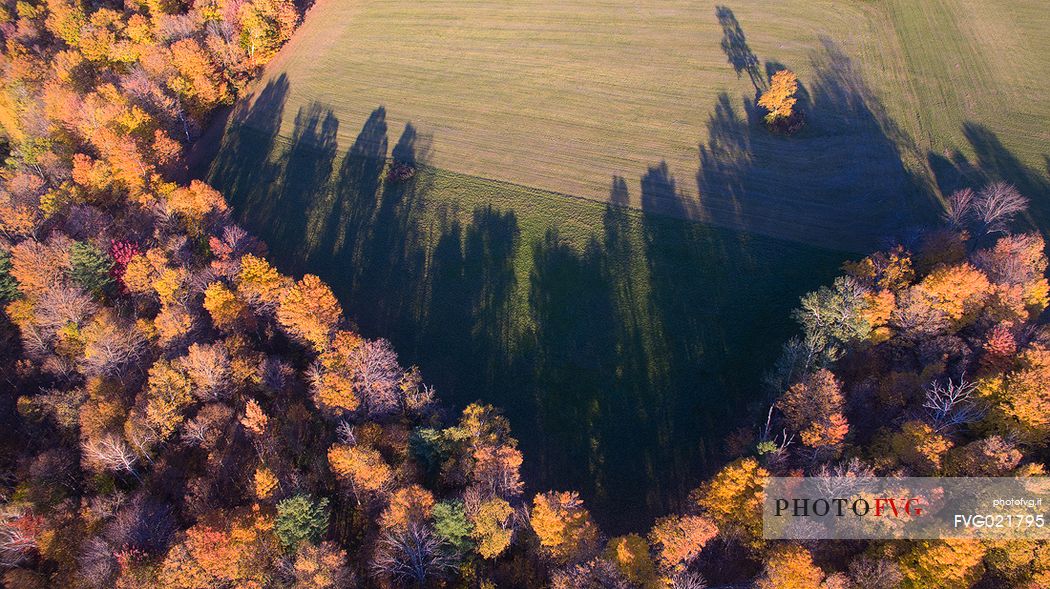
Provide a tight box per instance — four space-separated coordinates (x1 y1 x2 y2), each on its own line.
550 558 630 589
80 313 148 378
84 491 129 522
34 285 98 334
358 339 404 417
371 524 457 588
669 571 708 589
180 403 234 450
890 289 950 341
83 434 139 476
974 182 1028 235
261 355 291 391
923 376 984 431
179 342 232 400
77 537 118 588
398 367 435 416
104 497 176 553
972 232 1045 285
848 556 904 589
814 458 878 499
943 188 975 228
758 405 794 466
335 421 356 446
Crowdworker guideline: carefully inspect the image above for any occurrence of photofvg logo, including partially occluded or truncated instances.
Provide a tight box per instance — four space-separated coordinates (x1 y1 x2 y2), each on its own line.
774 495 925 518
762 477 1050 540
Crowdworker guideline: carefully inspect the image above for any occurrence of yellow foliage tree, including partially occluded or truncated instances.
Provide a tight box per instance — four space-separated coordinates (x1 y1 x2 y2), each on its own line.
889 420 953 474
153 267 187 305
203 281 247 330
756 544 825 589
470 497 515 559
154 303 193 346
167 180 227 235
530 491 599 563
238 0 299 64
237 253 285 309
254 466 278 500
692 458 768 549
277 274 342 350
292 541 353 589
899 539 986 589
144 359 193 439
311 331 366 414
758 70 799 126
604 534 659 586
983 540 1050 587
986 347 1050 443
913 263 992 329
121 249 167 296
845 246 915 292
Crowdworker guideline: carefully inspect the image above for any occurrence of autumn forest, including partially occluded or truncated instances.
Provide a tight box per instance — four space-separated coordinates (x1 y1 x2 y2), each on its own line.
0 0 1048 588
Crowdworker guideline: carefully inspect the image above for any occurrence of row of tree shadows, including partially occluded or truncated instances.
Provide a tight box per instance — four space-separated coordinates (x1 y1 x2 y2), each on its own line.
203 23 1049 533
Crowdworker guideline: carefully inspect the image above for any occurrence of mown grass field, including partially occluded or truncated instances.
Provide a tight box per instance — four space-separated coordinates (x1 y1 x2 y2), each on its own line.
204 0 1050 529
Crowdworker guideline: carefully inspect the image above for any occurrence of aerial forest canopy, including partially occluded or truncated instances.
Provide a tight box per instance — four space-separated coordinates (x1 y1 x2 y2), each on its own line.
0 0 1047 588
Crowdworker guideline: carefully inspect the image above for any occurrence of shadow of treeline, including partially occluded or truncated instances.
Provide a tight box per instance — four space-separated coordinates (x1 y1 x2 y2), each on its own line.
203 27 1047 532
205 82 849 532
204 35 931 530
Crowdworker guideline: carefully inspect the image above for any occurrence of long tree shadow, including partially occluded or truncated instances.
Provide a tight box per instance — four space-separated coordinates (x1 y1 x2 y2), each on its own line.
636 163 743 517
343 121 431 340
207 75 290 235
311 106 389 270
521 228 621 503
716 5 763 94
279 103 339 260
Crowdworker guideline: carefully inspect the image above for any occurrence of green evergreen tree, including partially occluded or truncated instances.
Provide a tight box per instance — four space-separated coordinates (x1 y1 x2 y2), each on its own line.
275 494 330 551
432 500 475 554
0 249 18 302
68 242 114 296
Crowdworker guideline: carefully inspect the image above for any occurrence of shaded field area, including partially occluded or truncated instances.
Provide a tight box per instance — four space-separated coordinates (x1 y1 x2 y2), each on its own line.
207 85 845 531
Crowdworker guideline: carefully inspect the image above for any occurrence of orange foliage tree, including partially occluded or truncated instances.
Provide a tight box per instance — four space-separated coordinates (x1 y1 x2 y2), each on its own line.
328 444 393 497
778 369 849 449
530 491 599 563
647 514 718 572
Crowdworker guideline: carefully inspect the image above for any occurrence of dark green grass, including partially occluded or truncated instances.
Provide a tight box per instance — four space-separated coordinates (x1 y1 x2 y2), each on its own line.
207 106 846 531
